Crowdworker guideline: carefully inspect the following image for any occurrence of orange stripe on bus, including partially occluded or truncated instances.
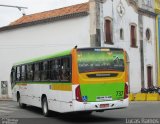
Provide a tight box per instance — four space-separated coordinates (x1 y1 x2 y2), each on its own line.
71 49 79 84
51 84 72 91
17 83 27 86
124 51 129 83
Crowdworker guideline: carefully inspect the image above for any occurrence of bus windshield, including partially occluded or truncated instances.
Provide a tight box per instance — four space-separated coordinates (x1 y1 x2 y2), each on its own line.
77 48 125 73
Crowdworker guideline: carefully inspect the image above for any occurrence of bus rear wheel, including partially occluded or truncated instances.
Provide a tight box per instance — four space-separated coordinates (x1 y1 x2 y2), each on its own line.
42 97 50 117
17 93 26 108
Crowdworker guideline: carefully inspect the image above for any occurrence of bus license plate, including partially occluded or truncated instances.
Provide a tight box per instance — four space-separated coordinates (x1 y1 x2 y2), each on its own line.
100 104 109 108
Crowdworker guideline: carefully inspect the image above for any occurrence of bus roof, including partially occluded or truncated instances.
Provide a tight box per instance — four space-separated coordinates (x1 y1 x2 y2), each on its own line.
13 50 72 66
13 47 124 66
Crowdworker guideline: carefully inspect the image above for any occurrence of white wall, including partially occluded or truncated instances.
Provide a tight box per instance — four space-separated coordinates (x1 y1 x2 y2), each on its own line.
101 0 141 93
143 15 157 87
0 16 90 98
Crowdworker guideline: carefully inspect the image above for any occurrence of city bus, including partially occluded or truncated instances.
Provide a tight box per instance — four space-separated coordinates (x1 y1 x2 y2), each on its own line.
11 47 129 116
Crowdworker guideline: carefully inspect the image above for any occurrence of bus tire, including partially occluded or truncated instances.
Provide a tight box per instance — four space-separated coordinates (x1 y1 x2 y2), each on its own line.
17 93 26 109
83 111 92 115
79 111 92 116
42 97 50 117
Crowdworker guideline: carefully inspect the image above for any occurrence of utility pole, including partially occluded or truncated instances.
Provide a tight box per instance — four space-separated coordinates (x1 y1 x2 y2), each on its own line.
0 5 28 16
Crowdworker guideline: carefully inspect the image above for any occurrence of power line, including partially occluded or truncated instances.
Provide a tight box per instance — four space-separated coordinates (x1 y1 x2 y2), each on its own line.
0 4 28 16
0 5 27 10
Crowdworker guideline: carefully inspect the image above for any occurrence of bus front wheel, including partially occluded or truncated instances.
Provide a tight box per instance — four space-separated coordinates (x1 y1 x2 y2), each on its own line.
17 93 26 108
42 97 50 117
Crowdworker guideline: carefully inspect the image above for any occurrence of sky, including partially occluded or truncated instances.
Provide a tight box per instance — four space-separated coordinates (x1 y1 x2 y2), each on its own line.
0 0 88 27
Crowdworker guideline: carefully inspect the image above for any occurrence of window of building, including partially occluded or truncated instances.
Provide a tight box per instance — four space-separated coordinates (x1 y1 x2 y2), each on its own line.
147 66 153 88
146 28 151 41
130 25 137 48
104 19 113 44
120 28 124 40
144 0 152 7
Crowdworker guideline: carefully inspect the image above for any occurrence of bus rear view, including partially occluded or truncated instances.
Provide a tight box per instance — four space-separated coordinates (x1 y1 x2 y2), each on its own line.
11 47 128 116
72 48 129 112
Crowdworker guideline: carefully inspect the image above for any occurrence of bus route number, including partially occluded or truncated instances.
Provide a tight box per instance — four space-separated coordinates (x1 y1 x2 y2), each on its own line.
116 91 124 97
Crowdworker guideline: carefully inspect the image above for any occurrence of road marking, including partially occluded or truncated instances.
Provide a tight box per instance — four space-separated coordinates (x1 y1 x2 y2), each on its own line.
0 103 10 106
0 109 13 114
0 104 19 115
0 106 18 111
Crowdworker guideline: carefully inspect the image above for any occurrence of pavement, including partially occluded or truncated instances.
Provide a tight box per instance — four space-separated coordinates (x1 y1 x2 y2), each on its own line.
0 101 160 124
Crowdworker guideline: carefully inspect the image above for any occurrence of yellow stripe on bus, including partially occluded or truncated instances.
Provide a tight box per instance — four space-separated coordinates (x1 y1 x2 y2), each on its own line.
17 83 27 86
51 84 72 91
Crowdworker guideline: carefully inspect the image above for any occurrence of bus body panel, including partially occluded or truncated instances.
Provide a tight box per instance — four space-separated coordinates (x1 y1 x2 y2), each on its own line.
77 71 127 102
80 83 125 102
72 84 128 112
12 83 74 113
13 82 128 113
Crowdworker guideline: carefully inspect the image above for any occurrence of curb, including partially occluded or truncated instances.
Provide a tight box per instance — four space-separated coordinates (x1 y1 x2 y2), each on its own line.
130 101 160 103
129 93 160 101
0 98 12 101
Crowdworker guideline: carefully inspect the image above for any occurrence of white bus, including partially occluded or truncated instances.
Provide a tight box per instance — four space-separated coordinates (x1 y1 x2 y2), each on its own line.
11 47 129 116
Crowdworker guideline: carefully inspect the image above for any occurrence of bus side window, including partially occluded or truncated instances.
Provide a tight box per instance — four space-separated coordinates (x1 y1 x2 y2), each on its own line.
51 59 60 81
51 60 55 81
57 59 62 81
16 66 21 81
48 61 52 80
41 61 48 81
21 65 26 81
50 56 71 82
32 64 35 81
27 64 34 81
34 63 40 81
39 62 43 81
56 59 60 80
11 67 16 88
61 57 71 81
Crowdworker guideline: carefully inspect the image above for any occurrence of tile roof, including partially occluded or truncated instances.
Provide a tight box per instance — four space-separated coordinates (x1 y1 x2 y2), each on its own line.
10 2 89 26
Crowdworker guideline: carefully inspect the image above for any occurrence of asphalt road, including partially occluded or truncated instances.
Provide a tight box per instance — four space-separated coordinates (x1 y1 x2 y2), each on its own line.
0 101 160 124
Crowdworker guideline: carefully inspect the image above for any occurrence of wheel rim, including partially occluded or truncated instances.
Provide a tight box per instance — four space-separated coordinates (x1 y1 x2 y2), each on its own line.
43 100 47 114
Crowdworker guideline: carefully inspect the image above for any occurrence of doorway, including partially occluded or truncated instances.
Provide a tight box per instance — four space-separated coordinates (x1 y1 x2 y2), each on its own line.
147 66 153 87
